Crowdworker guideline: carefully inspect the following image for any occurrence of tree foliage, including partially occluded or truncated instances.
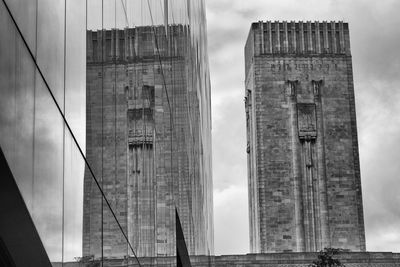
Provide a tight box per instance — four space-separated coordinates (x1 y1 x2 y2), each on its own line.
309 248 345 267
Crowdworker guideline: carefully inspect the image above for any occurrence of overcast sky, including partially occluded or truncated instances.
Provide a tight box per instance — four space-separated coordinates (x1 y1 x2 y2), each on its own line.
207 0 400 255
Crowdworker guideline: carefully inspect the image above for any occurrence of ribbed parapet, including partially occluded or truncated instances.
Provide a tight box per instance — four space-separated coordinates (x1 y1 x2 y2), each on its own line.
246 20 350 57
87 25 188 63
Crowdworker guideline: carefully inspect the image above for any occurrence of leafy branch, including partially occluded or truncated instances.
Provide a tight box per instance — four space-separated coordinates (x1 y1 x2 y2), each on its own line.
309 248 346 267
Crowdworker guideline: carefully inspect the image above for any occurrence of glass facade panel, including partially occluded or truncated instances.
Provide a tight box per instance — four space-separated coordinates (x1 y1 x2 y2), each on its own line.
0 3 35 209
65 0 86 147
36 0 65 106
33 77 64 262
3 0 37 54
0 0 83 263
63 131 85 262
1 0 212 265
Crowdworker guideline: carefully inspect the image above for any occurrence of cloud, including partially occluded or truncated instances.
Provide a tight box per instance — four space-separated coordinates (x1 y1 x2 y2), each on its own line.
358 81 400 252
212 90 246 190
214 185 249 255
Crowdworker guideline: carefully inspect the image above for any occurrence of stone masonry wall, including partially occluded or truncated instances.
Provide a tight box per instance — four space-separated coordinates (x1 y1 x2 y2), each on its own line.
245 21 365 253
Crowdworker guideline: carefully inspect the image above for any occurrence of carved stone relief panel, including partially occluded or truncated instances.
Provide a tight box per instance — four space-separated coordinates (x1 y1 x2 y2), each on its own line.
297 103 317 140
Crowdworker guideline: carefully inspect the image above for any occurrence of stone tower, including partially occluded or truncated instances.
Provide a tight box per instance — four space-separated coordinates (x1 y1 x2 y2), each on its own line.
245 21 365 253
83 26 213 258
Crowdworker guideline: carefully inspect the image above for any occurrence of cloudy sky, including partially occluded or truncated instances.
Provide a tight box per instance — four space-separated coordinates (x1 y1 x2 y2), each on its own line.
207 0 400 255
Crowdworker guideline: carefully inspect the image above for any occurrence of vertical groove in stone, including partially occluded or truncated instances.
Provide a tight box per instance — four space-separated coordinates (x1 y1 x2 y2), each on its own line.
344 24 351 55
314 81 331 250
127 30 130 59
339 21 345 54
168 25 171 57
134 28 139 58
300 141 309 250
95 31 99 62
98 30 103 62
115 29 120 60
130 30 135 58
307 21 313 52
283 21 288 53
260 21 264 54
323 22 329 53
267 21 272 53
299 22 305 53
331 21 337 54
315 22 321 53
301 139 317 251
313 141 320 251
306 140 317 251
275 21 280 53
111 29 115 59
291 21 296 54
124 28 128 60
288 82 305 252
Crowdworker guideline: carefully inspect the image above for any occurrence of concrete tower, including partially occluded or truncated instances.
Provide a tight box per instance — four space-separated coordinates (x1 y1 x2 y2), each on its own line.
245 21 365 253
83 25 213 258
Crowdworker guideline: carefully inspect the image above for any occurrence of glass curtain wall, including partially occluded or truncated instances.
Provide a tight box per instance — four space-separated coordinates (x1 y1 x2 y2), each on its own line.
84 0 213 264
0 0 87 264
0 0 212 266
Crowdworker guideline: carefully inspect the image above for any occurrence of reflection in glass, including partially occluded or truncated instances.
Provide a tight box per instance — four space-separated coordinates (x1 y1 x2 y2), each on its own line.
0 3 35 210
84 0 214 262
1 0 213 265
